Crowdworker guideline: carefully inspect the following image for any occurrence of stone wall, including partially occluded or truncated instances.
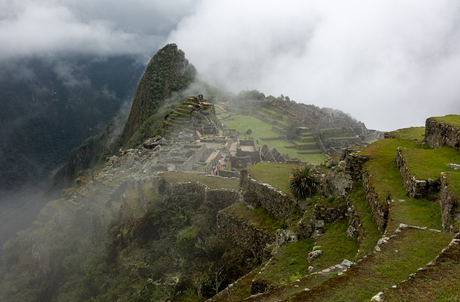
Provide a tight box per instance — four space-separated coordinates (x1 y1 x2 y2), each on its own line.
217 210 275 259
151 174 239 208
297 201 348 238
425 118 460 150
240 169 296 221
395 147 440 198
362 170 388 233
341 148 369 181
440 172 459 232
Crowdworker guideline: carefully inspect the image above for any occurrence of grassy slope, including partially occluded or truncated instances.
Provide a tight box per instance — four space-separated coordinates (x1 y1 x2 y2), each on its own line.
359 137 442 234
288 228 453 302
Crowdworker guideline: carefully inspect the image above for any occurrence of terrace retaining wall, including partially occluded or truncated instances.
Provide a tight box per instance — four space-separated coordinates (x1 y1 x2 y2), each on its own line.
151 174 239 208
362 170 388 233
240 169 297 221
395 147 440 198
440 172 459 232
341 148 369 181
425 118 460 150
216 210 275 259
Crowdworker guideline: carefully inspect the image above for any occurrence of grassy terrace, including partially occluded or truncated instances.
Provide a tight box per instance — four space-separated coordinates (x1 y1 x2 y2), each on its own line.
360 138 421 203
312 220 359 270
289 227 454 302
245 162 300 194
221 114 326 163
359 137 443 234
255 238 316 287
222 202 289 236
159 171 239 190
387 126 425 143
431 114 460 128
381 242 460 302
402 146 460 180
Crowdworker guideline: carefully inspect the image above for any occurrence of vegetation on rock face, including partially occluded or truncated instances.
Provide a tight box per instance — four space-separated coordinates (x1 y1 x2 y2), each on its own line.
51 44 199 190
121 43 196 147
289 165 319 199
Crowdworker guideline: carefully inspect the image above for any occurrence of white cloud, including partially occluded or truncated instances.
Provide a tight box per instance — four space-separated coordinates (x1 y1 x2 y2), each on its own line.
0 0 198 60
168 0 460 130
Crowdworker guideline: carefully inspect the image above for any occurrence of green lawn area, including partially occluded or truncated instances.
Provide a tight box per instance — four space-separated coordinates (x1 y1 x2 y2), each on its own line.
159 172 239 190
386 199 442 235
431 114 460 128
245 162 301 194
387 127 425 143
401 146 460 180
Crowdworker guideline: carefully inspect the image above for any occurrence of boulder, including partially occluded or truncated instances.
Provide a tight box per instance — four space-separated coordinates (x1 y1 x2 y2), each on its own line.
307 250 323 263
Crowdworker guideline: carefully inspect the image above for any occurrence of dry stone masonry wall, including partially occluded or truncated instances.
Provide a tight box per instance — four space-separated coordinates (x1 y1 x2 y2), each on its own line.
216 210 275 259
240 169 298 221
395 148 440 198
440 172 460 232
362 170 388 233
425 118 460 150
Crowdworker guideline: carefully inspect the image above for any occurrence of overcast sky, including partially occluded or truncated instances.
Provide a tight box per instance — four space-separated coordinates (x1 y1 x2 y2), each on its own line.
1 0 460 130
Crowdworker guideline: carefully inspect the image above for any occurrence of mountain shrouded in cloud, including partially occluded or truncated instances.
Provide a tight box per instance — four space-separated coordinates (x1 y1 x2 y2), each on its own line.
167 0 460 130
1 0 460 130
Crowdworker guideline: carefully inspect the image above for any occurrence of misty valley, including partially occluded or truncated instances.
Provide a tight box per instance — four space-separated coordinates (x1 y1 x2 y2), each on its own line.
1 44 460 302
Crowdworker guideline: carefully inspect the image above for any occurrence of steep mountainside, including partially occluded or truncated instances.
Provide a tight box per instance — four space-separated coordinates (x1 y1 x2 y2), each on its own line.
51 44 197 190
0 56 144 192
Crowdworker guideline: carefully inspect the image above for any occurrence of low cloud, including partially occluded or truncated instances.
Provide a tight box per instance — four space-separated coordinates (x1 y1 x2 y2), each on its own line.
0 0 199 60
168 0 460 130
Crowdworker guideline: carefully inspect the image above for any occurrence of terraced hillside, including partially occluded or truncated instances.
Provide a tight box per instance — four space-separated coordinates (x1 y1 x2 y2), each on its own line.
208 116 460 302
2 105 459 301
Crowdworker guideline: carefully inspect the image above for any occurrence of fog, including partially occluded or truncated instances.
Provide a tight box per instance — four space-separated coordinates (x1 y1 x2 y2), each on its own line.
168 0 460 131
2 0 460 130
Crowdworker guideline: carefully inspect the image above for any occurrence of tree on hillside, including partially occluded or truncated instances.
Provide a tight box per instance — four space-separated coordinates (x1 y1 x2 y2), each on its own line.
289 165 319 199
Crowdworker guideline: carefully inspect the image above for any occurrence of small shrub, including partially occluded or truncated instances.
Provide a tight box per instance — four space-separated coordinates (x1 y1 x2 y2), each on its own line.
289 165 319 199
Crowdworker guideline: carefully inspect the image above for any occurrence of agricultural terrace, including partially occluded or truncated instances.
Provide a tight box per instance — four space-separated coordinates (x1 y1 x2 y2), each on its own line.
159 171 239 190
245 162 301 194
220 113 326 164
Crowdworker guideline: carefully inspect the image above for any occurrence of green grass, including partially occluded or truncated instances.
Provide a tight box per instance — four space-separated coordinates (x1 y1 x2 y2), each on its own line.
159 172 239 190
256 238 316 288
289 227 453 302
381 243 460 302
360 138 422 204
401 146 460 179
386 199 443 234
387 127 425 143
311 220 359 271
222 114 326 163
223 202 288 236
431 114 460 128
245 162 301 194
347 182 382 259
